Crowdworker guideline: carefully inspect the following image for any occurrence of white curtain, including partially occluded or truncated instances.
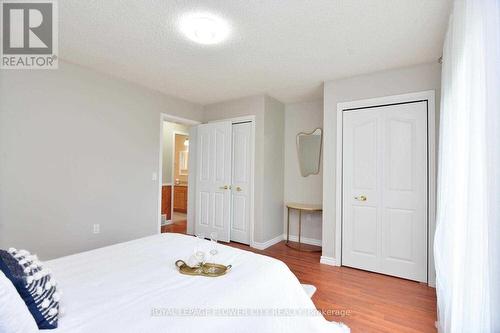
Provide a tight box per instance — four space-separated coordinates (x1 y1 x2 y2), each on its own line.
434 0 500 332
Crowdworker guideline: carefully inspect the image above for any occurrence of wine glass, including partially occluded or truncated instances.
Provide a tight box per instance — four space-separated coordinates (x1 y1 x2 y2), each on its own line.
209 232 218 256
193 250 206 268
194 232 206 267
205 232 219 273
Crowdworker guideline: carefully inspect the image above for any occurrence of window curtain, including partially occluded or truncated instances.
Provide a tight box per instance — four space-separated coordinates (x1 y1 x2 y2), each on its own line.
434 0 500 332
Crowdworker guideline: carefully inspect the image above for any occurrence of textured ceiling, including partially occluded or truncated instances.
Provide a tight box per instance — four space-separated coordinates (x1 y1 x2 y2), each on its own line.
60 0 452 104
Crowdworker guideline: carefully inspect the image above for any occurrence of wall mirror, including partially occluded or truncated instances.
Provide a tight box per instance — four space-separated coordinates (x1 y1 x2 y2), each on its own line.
179 151 189 175
296 128 322 177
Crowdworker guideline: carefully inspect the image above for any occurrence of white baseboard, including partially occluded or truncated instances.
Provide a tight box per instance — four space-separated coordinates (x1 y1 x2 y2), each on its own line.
283 234 322 247
161 219 173 226
252 234 322 250
251 234 283 250
320 256 337 266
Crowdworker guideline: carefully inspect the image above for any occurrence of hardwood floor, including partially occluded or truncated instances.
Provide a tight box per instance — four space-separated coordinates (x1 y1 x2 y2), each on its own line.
231 241 437 333
164 226 437 332
160 216 187 233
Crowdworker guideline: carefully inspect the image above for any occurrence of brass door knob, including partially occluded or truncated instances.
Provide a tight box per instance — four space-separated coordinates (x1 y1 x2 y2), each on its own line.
219 185 229 190
235 186 242 192
354 195 367 201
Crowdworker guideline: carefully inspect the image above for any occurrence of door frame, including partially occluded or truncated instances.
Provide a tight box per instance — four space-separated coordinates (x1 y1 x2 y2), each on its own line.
207 116 256 247
171 131 189 219
158 113 201 234
335 90 436 286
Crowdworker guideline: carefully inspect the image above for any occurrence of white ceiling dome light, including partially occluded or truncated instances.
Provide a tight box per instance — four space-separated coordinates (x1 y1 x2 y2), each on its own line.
179 13 230 45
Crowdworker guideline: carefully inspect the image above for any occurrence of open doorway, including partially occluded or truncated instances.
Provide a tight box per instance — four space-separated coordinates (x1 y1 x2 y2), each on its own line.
159 117 195 234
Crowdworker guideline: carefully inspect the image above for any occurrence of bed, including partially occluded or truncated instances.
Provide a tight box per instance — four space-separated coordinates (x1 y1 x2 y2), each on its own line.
44 233 349 333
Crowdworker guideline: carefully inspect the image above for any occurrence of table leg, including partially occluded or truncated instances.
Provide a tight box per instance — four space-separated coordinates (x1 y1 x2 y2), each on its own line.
298 209 302 248
286 207 290 244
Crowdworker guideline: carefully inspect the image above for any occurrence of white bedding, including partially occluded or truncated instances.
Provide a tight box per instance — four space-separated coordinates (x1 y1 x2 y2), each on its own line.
45 234 349 333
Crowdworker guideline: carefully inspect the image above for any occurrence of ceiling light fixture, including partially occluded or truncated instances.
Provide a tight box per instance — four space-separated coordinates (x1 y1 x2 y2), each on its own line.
179 13 230 45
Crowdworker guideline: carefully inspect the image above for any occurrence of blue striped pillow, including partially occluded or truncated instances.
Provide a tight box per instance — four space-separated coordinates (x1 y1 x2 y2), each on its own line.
0 249 60 329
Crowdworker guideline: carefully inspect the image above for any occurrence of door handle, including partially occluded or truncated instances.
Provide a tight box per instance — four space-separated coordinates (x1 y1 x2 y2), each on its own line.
354 195 367 201
219 185 229 190
235 186 242 192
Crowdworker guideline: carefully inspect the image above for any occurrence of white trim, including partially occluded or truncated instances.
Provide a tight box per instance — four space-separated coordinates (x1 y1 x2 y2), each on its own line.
334 102 343 267
252 234 283 250
253 234 322 250
158 113 201 234
427 91 437 288
320 256 337 266
186 126 197 236
283 234 322 247
208 115 255 125
162 114 200 126
248 118 256 248
158 117 165 233
335 90 436 286
207 115 256 247
171 130 189 217
161 219 174 226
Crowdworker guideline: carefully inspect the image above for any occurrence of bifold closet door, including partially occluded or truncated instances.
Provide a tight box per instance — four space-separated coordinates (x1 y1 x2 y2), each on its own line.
230 122 252 244
342 101 428 282
195 121 232 242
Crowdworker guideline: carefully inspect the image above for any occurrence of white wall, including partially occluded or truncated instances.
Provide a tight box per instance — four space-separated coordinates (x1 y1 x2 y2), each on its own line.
283 100 323 243
162 121 189 184
263 96 285 241
0 61 203 260
322 62 441 264
203 95 285 244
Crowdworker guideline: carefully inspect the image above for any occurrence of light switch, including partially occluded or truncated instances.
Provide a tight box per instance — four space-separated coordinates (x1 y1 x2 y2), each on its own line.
152 172 158 181
93 224 100 234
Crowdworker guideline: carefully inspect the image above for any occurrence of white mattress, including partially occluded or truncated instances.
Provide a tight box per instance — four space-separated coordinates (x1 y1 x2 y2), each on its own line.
45 233 349 333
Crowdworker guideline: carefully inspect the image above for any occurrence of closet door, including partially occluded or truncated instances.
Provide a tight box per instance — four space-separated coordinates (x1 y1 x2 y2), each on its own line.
230 122 252 244
342 109 380 272
195 121 232 242
342 101 427 282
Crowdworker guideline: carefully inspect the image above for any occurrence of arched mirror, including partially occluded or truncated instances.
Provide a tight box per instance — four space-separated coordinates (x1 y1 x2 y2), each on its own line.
296 128 322 177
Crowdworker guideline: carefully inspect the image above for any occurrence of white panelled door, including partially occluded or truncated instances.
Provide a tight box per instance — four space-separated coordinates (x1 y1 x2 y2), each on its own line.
342 101 428 282
195 121 232 242
230 122 252 244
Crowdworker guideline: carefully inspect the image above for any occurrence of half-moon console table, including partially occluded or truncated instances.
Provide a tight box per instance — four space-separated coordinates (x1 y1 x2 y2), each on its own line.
285 202 322 252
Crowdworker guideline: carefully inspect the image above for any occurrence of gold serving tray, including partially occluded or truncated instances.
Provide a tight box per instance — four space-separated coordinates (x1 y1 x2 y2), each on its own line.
175 260 232 277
